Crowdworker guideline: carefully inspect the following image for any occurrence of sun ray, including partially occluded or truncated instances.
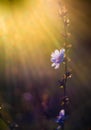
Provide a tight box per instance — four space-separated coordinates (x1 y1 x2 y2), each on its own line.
0 0 90 89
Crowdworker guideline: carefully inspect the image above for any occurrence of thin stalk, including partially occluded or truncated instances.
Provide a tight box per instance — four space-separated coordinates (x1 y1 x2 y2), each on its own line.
63 16 68 97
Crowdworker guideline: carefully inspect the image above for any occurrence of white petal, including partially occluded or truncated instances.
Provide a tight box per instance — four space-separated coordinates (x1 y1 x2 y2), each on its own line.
59 109 65 116
60 48 65 53
51 63 56 67
55 50 60 55
51 58 56 62
54 64 60 69
51 52 55 57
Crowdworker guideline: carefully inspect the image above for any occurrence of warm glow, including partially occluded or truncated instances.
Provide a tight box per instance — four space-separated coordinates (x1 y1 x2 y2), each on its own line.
0 0 90 86
0 0 63 81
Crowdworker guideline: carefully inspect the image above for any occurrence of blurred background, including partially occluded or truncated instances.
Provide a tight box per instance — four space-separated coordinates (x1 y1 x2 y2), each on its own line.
0 0 91 130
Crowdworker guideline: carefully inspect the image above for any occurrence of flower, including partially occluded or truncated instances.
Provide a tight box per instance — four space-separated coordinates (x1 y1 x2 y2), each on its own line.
51 48 65 69
59 109 65 117
56 109 65 123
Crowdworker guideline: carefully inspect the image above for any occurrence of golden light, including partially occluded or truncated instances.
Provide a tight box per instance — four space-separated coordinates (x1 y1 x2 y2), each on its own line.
0 0 64 81
0 0 90 87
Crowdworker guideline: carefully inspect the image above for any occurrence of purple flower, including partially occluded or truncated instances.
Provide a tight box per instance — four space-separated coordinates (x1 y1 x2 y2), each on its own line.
59 109 65 117
56 109 65 123
51 49 65 69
